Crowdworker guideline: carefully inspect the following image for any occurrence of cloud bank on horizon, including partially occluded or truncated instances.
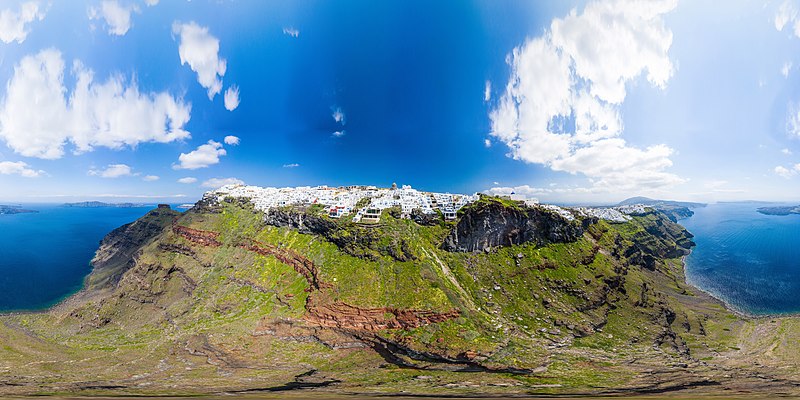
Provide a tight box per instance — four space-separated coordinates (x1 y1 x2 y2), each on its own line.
0 0 798 203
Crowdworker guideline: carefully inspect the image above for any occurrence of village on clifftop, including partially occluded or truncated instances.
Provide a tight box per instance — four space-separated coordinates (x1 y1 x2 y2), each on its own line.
206 183 650 224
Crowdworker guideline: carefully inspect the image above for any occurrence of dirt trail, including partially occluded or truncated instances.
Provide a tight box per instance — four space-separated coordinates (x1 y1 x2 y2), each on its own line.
422 248 477 311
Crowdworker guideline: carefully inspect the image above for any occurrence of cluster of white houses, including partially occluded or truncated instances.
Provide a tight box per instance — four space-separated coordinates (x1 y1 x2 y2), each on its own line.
208 183 481 223
206 184 650 224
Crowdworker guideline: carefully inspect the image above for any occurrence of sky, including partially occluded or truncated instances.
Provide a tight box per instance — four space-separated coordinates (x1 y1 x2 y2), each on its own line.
1 0 800 204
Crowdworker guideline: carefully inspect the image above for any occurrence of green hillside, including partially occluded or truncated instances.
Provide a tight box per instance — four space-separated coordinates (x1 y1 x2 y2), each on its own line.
0 197 796 396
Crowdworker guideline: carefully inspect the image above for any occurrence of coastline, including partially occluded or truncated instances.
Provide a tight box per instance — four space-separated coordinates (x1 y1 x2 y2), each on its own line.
0 284 92 317
681 253 751 320
680 253 800 320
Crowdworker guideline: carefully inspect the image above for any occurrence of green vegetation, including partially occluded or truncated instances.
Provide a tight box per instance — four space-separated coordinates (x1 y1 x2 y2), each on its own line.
0 198 795 396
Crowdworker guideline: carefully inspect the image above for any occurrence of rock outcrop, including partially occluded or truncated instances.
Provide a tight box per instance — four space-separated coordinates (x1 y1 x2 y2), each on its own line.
622 211 695 270
441 200 587 252
264 207 337 235
88 207 180 290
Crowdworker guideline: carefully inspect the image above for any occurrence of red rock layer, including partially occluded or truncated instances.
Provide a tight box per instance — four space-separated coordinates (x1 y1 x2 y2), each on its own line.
173 224 222 247
237 239 330 290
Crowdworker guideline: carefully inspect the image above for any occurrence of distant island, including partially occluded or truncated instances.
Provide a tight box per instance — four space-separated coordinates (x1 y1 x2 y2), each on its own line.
0 205 37 215
757 205 800 216
62 201 152 208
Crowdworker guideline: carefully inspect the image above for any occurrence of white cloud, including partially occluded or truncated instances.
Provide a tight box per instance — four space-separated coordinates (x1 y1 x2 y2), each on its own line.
283 163 299 168
88 0 138 36
173 21 227 100
142 175 159 181
782 148 793 155
201 177 243 189
0 161 44 177
775 165 796 178
174 140 226 170
776 1 800 36
484 80 491 102
332 106 345 125
177 177 197 184
283 26 299 37
0 49 191 159
223 85 240 111
775 163 800 178
332 130 345 138
487 184 595 198
787 102 800 138
89 163 133 178
783 62 793 78
550 139 684 191
484 138 491 148
144 0 159 6
223 135 240 145
489 0 682 192
0 1 45 44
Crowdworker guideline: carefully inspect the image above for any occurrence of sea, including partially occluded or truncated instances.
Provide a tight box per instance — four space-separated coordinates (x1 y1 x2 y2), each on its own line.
683 202 800 316
0 204 164 312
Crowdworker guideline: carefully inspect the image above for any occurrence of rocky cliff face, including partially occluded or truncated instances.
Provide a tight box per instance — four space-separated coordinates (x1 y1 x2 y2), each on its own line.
263 206 337 235
87 207 180 290
621 210 695 271
441 200 588 252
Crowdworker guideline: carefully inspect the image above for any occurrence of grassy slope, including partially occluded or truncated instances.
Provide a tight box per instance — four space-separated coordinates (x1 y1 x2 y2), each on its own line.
0 200 795 396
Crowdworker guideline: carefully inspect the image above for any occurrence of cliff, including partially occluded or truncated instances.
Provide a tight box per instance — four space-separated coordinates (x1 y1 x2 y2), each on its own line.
441 198 587 252
0 197 796 396
87 207 181 290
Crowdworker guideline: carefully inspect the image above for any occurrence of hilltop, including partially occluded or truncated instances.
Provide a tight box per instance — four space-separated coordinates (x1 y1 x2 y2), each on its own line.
0 186 797 396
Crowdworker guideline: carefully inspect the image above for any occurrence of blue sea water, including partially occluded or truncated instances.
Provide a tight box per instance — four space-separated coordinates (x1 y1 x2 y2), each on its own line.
683 202 800 316
0 205 160 312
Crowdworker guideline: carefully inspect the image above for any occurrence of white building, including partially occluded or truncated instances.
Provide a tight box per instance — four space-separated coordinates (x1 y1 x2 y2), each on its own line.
207 183 479 224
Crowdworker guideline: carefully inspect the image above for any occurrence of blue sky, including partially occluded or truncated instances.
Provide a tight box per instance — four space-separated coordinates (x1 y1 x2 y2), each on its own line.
0 0 800 204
